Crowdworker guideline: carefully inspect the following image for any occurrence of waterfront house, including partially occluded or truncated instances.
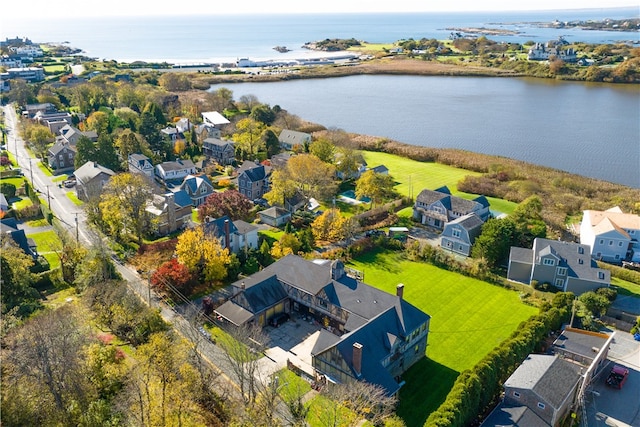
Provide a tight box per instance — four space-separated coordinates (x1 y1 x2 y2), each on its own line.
201 111 230 127
214 255 430 396
237 160 271 200
278 129 311 151
440 212 484 256
507 237 610 295
128 153 154 180
179 174 214 207
155 159 196 183
528 39 577 62
579 207 640 263
412 186 490 230
203 137 235 166
74 161 115 202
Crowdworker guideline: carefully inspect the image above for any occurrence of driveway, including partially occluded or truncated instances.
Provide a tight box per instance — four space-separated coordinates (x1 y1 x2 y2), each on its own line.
583 331 640 427
260 312 322 378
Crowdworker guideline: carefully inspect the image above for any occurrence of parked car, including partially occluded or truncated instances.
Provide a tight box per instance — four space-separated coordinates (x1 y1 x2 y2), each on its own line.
63 179 76 188
269 312 290 327
606 364 629 389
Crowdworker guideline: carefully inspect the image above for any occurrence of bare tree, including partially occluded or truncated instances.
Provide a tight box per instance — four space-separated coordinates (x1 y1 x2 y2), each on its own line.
218 323 268 405
316 380 398 427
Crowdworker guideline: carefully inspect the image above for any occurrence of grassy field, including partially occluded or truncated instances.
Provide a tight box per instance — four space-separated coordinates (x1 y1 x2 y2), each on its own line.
612 277 640 299
28 229 61 270
347 249 537 426
66 191 83 206
361 151 518 215
259 228 285 245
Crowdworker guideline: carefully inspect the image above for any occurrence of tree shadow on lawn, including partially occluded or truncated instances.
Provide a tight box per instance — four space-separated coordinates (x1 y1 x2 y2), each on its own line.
397 357 459 427
352 249 402 274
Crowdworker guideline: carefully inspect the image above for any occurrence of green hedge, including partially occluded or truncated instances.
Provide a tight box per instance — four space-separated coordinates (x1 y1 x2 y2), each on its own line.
425 305 568 427
597 261 640 285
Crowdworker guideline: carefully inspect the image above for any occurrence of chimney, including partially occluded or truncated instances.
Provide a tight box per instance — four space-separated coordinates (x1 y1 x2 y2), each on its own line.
352 342 363 377
224 219 230 250
396 283 404 299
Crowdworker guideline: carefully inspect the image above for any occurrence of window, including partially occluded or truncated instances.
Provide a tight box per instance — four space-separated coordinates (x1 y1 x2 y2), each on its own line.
609 240 614 246
579 258 584 264
513 391 520 398
557 267 567 276
537 402 545 409
543 258 555 266
599 239 604 245
619 241 623 247
578 247 584 254
599 272 605 280
555 279 564 287
615 254 620 260
452 229 461 238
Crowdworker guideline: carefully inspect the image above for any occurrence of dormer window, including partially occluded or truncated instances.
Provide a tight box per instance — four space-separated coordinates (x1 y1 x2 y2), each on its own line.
543 258 555 266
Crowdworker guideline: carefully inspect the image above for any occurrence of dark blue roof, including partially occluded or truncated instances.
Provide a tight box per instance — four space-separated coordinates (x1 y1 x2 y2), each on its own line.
172 190 193 208
203 216 238 239
233 275 289 314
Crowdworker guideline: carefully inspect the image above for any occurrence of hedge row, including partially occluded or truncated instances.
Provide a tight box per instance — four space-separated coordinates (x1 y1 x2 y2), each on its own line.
425 305 569 427
597 261 640 285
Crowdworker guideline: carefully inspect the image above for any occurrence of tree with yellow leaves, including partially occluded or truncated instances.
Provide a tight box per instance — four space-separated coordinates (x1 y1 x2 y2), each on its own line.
175 227 232 283
311 208 357 243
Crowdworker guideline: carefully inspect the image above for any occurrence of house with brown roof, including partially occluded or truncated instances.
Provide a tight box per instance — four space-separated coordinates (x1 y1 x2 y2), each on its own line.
413 186 490 230
580 207 640 263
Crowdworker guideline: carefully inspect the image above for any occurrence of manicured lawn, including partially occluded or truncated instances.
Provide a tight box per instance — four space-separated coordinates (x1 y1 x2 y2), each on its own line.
66 191 83 206
612 277 640 299
12 196 34 209
28 229 61 270
37 161 53 176
347 249 538 426
259 228 285 245
361 150 518 215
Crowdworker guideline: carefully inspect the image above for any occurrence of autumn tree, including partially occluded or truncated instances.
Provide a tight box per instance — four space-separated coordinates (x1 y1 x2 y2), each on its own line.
158 72 191 91
264 168 297 207
150 258 195 298
99 172 154 244
0 237 40 317
355 170 398 207
197 189 253 222
24 123 54 160
285 153 337 201
175 226 232 283
233 117 266 160
86 110 111 134
335 147 365 180
311 208 355 242
114 129 152 162
309 138 336 164
250 104 276 125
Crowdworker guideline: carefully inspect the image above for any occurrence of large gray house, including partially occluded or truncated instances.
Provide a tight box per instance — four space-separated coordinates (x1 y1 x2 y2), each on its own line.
214 255 430 396
507 238 610 295
440 212 485 256
413 186 490 230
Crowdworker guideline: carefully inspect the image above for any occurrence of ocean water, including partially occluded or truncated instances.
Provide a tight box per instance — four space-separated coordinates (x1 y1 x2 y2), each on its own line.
2 8 639 64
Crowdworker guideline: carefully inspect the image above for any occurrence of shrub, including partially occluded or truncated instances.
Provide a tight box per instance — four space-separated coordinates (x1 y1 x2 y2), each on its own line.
0 182 16 199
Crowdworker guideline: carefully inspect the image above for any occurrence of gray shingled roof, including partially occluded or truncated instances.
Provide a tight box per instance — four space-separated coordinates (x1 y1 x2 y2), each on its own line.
481 403 550 427
551 329 610 360
510 247 533 263
415 186 484 215
532 238 605 281
504 354 581 409
74 161 115 183
448 212 484 231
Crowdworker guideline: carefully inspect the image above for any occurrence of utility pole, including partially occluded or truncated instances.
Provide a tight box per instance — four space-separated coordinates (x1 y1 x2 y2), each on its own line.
29 157 34 185
74 212 79 243
45 185 51 209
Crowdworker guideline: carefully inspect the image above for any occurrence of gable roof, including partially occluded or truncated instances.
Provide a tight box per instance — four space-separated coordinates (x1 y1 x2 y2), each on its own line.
74 161 115 183
172 190 193 208
234 219 257 235
278 129 311 146
551 328 611 361
157 159 196 172
445 212 484 231
532 238 607 282
371 165 389 174
181 174 213 193
238 161 270 182
259 206 291 219
504 354 581 409
584 209 640 232
481 403 550 427
203 215 238 238
0 218 35 256
204 137 234 148
48 140 75 156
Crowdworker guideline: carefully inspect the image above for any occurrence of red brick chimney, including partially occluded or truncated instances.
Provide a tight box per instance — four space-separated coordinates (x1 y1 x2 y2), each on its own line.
396 283 404 300
353 342 363 377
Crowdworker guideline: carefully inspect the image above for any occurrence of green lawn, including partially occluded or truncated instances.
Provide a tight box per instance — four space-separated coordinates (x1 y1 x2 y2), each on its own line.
66 191 82 206
259 228 285 245
347 249 538 426
37 161 53 177
612 277 640 299
12 196 34 209
361 151 518 215
28 229 61 270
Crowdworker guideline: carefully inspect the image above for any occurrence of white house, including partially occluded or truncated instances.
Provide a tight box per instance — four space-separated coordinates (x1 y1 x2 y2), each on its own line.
580 207 640 263
155 159 196 182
